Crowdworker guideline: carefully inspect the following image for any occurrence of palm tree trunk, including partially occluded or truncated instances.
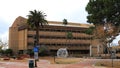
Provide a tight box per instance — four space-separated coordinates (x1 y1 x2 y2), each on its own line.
34 26 39 67
36 26 39 46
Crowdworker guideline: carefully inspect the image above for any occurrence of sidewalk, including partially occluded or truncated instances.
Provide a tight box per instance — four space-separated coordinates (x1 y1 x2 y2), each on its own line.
0 59 107 68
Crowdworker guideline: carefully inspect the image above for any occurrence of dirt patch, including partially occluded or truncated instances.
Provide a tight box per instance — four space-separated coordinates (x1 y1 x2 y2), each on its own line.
0 58 29 62
39 57 82 64
95 61 120 68
0 57 82 64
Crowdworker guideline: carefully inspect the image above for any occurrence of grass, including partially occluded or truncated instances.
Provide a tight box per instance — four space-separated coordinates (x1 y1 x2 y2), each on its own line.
95 61 120 68
55 57 81 64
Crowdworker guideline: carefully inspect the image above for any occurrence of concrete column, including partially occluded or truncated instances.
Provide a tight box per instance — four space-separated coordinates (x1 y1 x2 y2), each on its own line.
90 45 92 57
97 45 100 54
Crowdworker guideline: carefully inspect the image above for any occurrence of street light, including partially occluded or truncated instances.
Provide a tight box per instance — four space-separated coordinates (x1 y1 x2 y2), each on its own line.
33 35 39 67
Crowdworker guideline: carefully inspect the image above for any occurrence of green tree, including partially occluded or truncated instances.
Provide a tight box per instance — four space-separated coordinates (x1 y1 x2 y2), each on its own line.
0 46 4 55
27 10 48 67
0 46 3 51
63 19 68 25
0 45 3 51
86 0 120 26
27 10 48 46
67 32 73 39
4 49 13 56
86 0 120 55
62 19 69 47
0 39 8 55
66 32 73 48
0 40 3 51
0 39 8 50
85 26 95 35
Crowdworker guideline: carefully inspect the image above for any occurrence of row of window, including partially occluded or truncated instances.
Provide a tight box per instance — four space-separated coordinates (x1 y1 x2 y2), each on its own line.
28 28 86 33
27 43 90 46
28 35 92 40
50 50 89 54
39 36 92 40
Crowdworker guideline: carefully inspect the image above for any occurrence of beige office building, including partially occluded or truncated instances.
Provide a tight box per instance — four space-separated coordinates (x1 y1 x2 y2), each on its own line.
9 16 102 57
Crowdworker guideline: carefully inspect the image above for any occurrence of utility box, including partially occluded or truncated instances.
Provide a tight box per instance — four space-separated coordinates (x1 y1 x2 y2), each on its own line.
29 59 34 68
111 50 116 59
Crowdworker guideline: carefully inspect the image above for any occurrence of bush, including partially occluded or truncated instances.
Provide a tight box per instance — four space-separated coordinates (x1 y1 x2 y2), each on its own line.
4 49 13 56
39 45 50 56
27 49 34 57
0 49 4 55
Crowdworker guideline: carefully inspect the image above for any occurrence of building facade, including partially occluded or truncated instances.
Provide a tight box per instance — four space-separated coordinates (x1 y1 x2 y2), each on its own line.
9 16 100 57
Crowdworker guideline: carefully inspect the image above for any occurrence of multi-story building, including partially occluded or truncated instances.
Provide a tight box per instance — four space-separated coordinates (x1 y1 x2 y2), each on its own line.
9 16 99 57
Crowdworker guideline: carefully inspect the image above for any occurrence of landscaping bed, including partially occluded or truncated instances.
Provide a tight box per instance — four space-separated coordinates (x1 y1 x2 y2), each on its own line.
95 61 120 68
39 57 82 64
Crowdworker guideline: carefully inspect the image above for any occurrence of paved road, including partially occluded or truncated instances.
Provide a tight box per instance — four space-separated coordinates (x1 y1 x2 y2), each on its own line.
0 59 109 68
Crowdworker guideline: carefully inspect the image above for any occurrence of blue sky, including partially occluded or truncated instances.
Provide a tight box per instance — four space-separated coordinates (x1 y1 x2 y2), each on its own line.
0 0 119 45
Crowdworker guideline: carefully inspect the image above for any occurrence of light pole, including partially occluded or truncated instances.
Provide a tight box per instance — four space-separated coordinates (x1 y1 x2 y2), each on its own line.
33 35 39 67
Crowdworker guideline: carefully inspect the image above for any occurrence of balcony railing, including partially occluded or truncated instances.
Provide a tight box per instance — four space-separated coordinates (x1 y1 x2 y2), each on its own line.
39 39 91 44
47 45 90 50
28 31 92 38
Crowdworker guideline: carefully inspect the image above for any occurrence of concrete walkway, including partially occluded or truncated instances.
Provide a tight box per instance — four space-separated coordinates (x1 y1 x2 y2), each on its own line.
0 59 107 68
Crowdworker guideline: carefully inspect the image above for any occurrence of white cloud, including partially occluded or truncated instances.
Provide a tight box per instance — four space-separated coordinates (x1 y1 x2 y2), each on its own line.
0 0 89 42
0 0 89 23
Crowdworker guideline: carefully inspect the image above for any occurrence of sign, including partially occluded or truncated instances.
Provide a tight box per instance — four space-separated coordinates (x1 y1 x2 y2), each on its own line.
33 46 39 52
33 46 39 60
34 52 38 60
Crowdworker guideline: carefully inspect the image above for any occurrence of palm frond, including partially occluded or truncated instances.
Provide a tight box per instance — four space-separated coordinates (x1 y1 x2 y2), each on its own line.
27 10 48 28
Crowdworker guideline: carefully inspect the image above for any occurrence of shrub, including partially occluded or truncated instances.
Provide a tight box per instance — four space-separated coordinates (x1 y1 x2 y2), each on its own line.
39 45 50 56
4 49 13 56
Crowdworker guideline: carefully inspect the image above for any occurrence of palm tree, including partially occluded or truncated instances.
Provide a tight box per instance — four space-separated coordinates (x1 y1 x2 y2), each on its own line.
62 19 68 47
63 19 68 25
27 10 48 46
27 10 47 67
66 32 73 56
